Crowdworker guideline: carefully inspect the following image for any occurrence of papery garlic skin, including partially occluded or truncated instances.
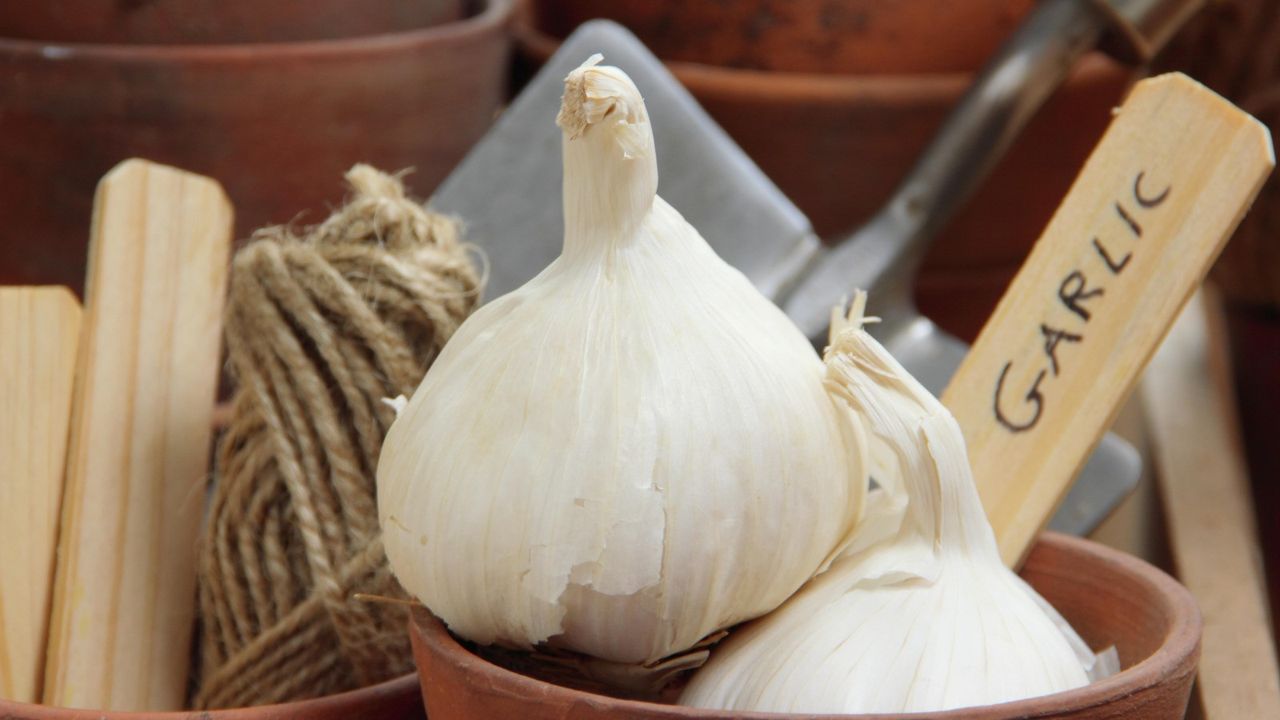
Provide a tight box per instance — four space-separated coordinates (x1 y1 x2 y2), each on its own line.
680 296 1093 714
377 56 867 664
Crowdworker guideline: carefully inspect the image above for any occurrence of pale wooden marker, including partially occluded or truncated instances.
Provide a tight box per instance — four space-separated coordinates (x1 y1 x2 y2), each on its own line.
941 73 1274 568
0 288 81 702
43 160 232 711
1142 289 1280 720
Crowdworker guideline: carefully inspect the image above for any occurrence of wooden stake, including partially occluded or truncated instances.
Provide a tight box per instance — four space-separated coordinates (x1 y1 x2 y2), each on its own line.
0 287 81 703
43 160 232 711
1142 289 1280 719
941 73 1274 568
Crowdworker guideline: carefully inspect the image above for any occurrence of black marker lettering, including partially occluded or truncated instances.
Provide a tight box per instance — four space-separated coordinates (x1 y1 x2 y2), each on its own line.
1134 171 1170 208
1058 270 1104 321
1040 323 1082 376
988 168 1166 437
994 362 1045 433
1092 237 1131 275
1115 202 1142 238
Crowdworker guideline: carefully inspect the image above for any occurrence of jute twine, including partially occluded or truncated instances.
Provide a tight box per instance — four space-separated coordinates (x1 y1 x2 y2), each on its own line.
195 165 481 708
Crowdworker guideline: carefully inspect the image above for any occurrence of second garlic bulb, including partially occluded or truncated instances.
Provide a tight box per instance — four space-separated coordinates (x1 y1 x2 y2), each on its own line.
681 297 1097 713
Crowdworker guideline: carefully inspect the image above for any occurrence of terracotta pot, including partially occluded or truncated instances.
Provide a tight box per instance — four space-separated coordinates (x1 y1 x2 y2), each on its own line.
1154 0 1280 310
410 533 1202 719
515 1 1135 340
0 673 423 719
0 0 514 294
0 1 465 45
527 0 1037 74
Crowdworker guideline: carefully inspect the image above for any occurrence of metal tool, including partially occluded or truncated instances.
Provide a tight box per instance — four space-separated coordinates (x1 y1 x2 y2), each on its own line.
782 0 1205 374
432 1 1199 535
433 22 816 307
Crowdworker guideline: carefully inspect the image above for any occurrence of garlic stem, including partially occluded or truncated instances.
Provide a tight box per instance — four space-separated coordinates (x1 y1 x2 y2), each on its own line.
825 295 1000 565
558 55 658 258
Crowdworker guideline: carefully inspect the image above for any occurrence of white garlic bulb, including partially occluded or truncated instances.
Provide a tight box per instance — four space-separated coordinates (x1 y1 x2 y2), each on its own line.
681 295 1098 714
377 56 867 664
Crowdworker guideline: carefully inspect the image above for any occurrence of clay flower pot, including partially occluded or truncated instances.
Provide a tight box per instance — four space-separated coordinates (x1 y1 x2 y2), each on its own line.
514 0 1135 340
0 0 514 294
0 673 423 720
409 533 1202 719
525 0 1039 75
0 1 465 45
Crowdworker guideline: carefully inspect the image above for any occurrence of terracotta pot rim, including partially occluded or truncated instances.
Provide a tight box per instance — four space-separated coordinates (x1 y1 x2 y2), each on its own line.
671 54 1125 106
0 0 512 61
515 20 1128 103
410 532 1202 719
0 673 419 719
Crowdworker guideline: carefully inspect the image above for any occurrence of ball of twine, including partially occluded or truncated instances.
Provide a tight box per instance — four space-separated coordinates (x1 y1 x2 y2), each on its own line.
195 165 481 708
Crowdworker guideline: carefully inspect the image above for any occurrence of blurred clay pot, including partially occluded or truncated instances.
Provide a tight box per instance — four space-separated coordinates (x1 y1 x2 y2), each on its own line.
1155 0 1280 309
410 533 1202 719
515 0 1134 340
0 673 423 719
527 0 1038 74
1224 306 1280 650
0 1 464 45
1155 1 1280 651
0 0 513 294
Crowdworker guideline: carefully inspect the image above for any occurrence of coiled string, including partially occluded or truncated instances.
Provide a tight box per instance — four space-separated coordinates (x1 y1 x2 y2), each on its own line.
195 165 480 708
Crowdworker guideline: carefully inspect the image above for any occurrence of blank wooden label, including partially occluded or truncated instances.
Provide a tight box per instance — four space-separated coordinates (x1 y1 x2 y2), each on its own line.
0 287 81 702
43 160 232 711
942 73 1274 568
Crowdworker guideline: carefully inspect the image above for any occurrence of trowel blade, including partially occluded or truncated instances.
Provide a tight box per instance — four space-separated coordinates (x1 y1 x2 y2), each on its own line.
431 20 818 304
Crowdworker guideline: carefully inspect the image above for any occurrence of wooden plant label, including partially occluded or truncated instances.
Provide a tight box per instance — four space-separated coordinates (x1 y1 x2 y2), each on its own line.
0 287 81 702
941 73 1274 568
43 160 232 711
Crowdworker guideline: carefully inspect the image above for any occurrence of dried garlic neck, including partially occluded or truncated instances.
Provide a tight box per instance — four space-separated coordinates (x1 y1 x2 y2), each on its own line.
824 295 1000 565
558 54 658 257
678 293 1095 714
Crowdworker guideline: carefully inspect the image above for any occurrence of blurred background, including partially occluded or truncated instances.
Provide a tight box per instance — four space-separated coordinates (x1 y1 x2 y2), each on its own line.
0 0 1276 708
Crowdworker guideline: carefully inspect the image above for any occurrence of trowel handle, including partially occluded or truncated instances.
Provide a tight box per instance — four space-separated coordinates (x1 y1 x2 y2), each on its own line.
865 0 1203 283
867 0 1108 269
1095 0 1207 64
783 0 1203 342
870 0 1208 289
865 0 1207 275
785 0 1110 339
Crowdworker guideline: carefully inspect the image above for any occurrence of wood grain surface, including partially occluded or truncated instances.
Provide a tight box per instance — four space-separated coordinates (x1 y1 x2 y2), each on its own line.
0 288 81 702
1142 289 1280 720
43 160 232 711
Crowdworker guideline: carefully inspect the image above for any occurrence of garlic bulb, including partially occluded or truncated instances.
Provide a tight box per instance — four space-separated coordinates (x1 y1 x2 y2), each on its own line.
377 56 867 664
680 294 1098 714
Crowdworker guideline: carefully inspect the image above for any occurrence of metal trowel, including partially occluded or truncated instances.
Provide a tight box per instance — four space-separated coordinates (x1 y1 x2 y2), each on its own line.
431 12 1169 535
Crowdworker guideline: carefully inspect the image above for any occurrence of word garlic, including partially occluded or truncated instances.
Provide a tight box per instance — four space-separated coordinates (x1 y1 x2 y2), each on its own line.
377 56 867 664
681 295 1100 714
